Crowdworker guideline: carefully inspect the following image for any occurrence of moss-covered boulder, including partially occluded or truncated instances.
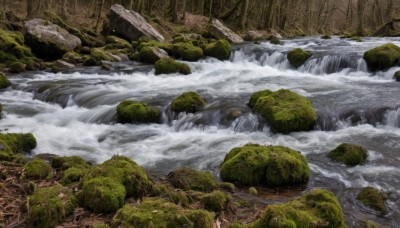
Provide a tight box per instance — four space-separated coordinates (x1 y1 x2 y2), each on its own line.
364 220 380 228
171 91 206 113
116 100 161 124
52 156 92 185
250 89 317 133
247 90 273 109
139 46 168 64
287 48 312 68
249 189 344 228
393 70 400 81
10 62 26 73
203 39 231 60
112 198 214 228
28 184 76 228
24 158 52 180
0 73 11 89
62 51 83 64
0 29 32 60
248 187 258 195
201 190 231 213
173 42 204 61
220 144 310 186
151 183 190 206
137 40 174 56
328 143 368 166
155 57 191 75
363 43 400 71
219 182 235 193
167 167 219 192
270 36 281 45
357 187 386 212
0 133 37 164
105 35 132 49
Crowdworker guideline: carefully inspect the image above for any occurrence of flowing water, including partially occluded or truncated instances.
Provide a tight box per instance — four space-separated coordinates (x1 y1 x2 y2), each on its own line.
1 36 400 226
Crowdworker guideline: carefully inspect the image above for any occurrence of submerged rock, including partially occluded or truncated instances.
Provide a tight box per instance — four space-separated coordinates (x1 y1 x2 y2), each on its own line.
249 89 317 133
171 91 206 113
208 19 243 44
328 143 368 166
154 58 191 75
167 167 219 192
203 39 232 60
107 4 164 42
117 100 161 123
52 60 75 73
0 72 11 89
357 187 386 212
220 144 310 186
287 48 312 68
363 43 400 71
25 19 81 60
24 158 52 180
249 189 344 227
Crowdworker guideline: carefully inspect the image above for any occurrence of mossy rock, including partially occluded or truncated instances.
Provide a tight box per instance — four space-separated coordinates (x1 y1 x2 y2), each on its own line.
248 187 258 195
270 36 281 45
219 182 235 193
139 46 168 64
364 220 380 228
357 187 386 212
167 167 219 192
151 183 190 206
171 91 206 113
321 35 332 39
117 100 161 124
112 198 214 228
351 36 362 42
251 89 317 133
172 34 190 44
10 62 26 73
0 133 37 163
363 43 400 71
328 143 368 166
62 51 83 64
52 156 93 185
247 90 273 109
287 48 312 68
0 72 11 89
24 158 52 180
394 71 400 81
0 30 32 61
137 40 174 56
155 57 191 75
201 190 231 213
105 36 132 49
173 42 204 61
90 48 113 62
78 177 126 213
28 184 76 228
83 156 152 199
220 144 310 186
203 39 231 60
249 189 344 228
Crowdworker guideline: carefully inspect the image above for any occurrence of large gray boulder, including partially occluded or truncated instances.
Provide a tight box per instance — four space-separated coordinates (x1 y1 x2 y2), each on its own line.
25 19 81 60
108 4 164 42
208 19 243 44
374 19 400 37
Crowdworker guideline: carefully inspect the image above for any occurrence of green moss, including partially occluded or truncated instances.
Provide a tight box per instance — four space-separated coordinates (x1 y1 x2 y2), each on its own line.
151 183 190 206
173 42 204 61
105 36 132 49
0 30 32 60
203 39 231 60
24 158 52 180
155 57 191 75
171 91 206 113
172 34 190 44
0 72 11 89
28 184 76 228
52 156 92 185
220 144 310 186
82 56 98 66
61 167 88 185
287 48 312 68
0 133 37 163
364 220 380 228
93 223 110 228
328 143 368 166
270 36 281 45
251 89 317 133
248 187 258 195
249 189 344 228
247 90 273 108
137 40 175 56
78 177 126 213
167 167 219 192
112 198 214 228
394 71 400 81
91 48 112 62
117 100 161 124
321 35 332 39
201 190 230 213
62 51 83 64
357 187 386 212
219 182 235 193
363 43 400 71
0 50 18 65
10 62 26 73
139 46 167 64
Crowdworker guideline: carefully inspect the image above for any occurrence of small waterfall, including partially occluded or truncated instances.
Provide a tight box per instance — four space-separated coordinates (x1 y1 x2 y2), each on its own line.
384 108 400 128
300 55 359 74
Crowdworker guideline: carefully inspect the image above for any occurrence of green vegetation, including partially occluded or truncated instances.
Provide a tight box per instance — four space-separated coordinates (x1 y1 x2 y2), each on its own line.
112 198 214 228
0 29 33 69
248 187 258 195
363 43 400 71
250 89 317 133
203 39 232 60
219 182 235 193
0 73 11 89
155 57 191 75
24 158 52 180
105 36 132 49
220 144 310 186
171 91 206 113
201 190 231 213
10 62 27 73
167 167 219 192
328 143 368 166
173 42 204 61
116 100 161 124
357 187 386 212
287 48 312 68
28 184 76 228
52 156 92 185
151 183 190 206
0 133 37 164
249 189 344 228
139 46 167 64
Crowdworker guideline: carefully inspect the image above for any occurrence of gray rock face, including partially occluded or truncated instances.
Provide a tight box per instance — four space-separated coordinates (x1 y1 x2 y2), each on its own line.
108 4 164 42
25 19 81 60
208 19 243 44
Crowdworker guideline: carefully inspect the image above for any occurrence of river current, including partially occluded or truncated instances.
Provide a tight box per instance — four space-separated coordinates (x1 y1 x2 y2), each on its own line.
1 36 400 226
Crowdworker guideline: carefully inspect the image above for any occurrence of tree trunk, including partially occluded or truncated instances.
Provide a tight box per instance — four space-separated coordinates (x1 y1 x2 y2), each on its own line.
61 0 67 18
357 0 365 35
239 0 249 29
208 0 213 22
95 0 105 33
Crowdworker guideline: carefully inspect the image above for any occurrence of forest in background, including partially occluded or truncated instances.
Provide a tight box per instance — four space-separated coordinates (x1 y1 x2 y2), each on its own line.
1 0 399 36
